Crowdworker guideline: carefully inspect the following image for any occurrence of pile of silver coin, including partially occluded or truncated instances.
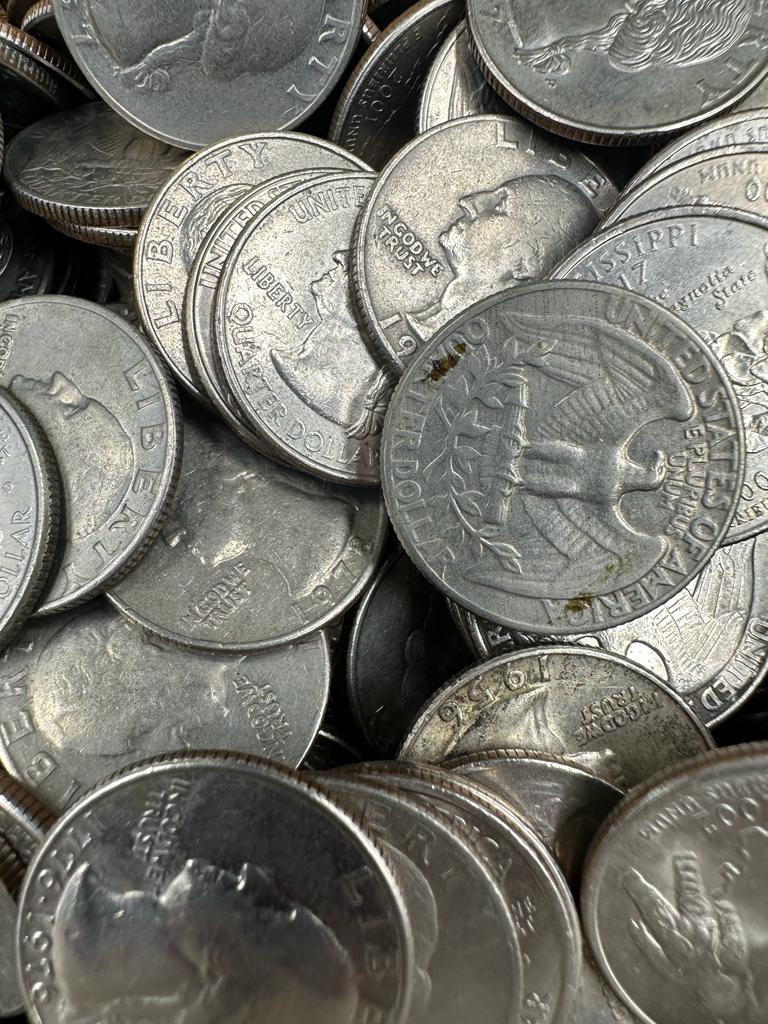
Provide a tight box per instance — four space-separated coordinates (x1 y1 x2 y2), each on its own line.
0 1 767 1022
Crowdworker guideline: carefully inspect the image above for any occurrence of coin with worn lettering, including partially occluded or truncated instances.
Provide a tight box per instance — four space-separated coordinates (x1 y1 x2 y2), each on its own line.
0 388 58 645
0 296 181 614
0 769 55 862
217 171 392 485
318 773 523 1024
353 116 617 374
4 103 184 227
330 0 463 170
52 0 367 149
399 648 715 788
108 409 386 651
135 133 368 401
347 761 582 1024
467 0 768 145
17 752 415 1024
582 743 768 1024
0 873 22 1017
346 549 470 755
444 749 623 885
383 282 744 632
0 600 331 810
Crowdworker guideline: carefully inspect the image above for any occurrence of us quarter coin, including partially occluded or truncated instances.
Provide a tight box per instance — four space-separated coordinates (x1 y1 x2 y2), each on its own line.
398 647 715 788
0 296 181 614
0 388 58 645
52 0 367 150
318 772 523 1024
135 132 368 401
0 769 55 862
0 600 331 810
107 409 387 652
17 752 415 1024
466 0 768 145
4 102 184 226
50 219 137 247
582 743 768 1024
352 116 616 374
217 171 392 485
382 282 744 633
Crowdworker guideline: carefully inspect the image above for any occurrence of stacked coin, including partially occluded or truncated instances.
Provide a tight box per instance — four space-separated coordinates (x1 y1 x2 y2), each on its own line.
0 3 767 1023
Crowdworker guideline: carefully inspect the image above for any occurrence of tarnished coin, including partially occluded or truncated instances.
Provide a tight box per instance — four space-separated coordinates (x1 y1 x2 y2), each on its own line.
445 749 623 885
4 103 184 227
0 296 181 614
466 0 768 145
217 171 392 485
353 116 616 374
52 0 367 150
582 744 768 1024
330 0 463 170
398 647 715 788
18 753 415 1024
319 773 523 1024
346 548 469 755
0 769 55 862
108 409 387 652
0 600 331 810
0 388 58 645
0 873 22 1018
382 282 744 633
418 21 510 132
135 132 368 401
50 219 137 248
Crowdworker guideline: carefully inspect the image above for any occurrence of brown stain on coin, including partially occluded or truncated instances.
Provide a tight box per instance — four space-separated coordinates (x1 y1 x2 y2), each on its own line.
565 593 594 614
423 342 466 383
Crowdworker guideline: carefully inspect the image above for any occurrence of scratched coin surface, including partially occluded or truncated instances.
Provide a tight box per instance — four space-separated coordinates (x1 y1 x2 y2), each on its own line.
383 282 745 633
4 102 184 226
0 296 181 615
0 600 330 810
52 0 367 149
582 744 768 1024
353 115 617 374
135 132 368 401
0 388 58 646
217 171 391 485
108 409 387 652
17 753 415 1024
398 647 715 789
466 0 768 145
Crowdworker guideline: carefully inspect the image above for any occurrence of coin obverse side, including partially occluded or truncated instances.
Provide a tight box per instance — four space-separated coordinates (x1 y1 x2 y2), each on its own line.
108 410 387 652
52 0 367 149
398 647 715 790
466 0 768 145
217 171 392 486
582 744 768 1024
17 754 415 1024
0 296 181 614
0 601 331 810
382 281 744 633
134 132 369 402
353 115 617 375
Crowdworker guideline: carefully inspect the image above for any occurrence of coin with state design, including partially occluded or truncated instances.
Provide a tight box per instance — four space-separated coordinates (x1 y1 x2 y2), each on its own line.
4 103 185 227
398 648 715 789
0 389 58 645
0 297 181 614
317 773 523 1024
217 171 392 485
52 0 367 150
135 133 369 402
330 0 463 170
0 769 55 862
0 600 331 811
17 752 415 1024
346 760 582 1024
383 282 744 633
353 116 617 374
582 744 768 1024
444 749 623 885
554 207 768 543
466 0 768 145
108 409 387 652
